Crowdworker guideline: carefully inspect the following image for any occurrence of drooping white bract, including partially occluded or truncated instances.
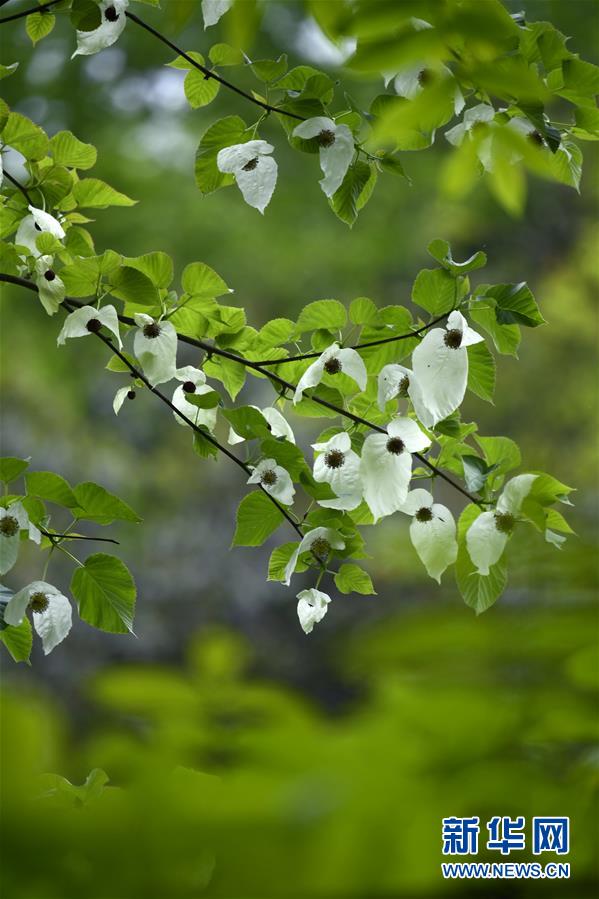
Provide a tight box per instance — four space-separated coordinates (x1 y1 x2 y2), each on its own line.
296 587 331 634
15 205 65 256
399 488 457 582
57 304 122 349
283 526 345 586
0 502 41 576
292 116 354 197
133 313 177 386
201 0 232 28
247 458 295 506
312 432 362 511
294 343 367 404
411 310 483 426
377 363 434 429
113 385 134 415
171 366 218 431
466 474 538 575
360 416 431 522
4 580 72 655
391 62 464 114
72 0 129 58
34 255 65 316
216 141 278 214
228 406 295 445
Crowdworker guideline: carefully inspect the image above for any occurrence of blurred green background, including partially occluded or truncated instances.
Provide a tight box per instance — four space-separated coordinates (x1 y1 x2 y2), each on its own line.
1 1 598 896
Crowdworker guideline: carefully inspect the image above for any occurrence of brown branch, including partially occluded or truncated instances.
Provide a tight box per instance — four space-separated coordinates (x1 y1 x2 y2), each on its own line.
0 0 57 23
1 273 480 506
3 170 33 204
40 527 120 545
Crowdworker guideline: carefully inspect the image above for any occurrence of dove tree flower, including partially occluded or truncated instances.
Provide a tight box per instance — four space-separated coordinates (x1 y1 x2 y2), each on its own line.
171 366 218 431
466 474 538 575
377 363 434 429
216 141 278 213
292 116 354 197
72 0 129 58
360 417 431 521
133 313 177 386
15 205 65 257
399 488 457 582
113 385 137 414
411 310 483 426
0 502 41 576
312 432 362 511
34 255 65 316
201 0 232 28
247 459 295 506
228 406 295 445
3 581 72 655
296 587 331 634
57 304 122 349
283 527 345 586
294 343 367 404
391 62 464 115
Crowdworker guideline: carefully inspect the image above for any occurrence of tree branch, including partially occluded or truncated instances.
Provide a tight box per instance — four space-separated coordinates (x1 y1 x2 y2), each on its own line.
0 0 57 23
0 272 481 506
3 170 34 204
40 527 120 545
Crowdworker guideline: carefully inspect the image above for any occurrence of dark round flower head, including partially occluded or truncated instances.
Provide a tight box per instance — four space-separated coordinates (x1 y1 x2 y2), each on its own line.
444 328 462 349
415 506 433 523
386 437 405 455
494 511 515 534
242 157 259 172
0 515 19 537
127 390 136 400
317 129 336 148
325 449 345 469
34 222 42 232
104 4 119 21
311 536 331 559
398 375 410 398
44 269 56 282
260 469 278 487
86 318 102 333
29 591 49 614
182 381 196 394
417 68 433 87
528 130 545 147
143 321 161 339
324 357 342 375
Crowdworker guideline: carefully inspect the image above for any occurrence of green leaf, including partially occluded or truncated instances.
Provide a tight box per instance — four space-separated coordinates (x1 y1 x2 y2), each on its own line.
50 130 97 169
527 473 575 507
184 69 220 109
192 429 218 459
121 252 173 290
203 356 246 400
427 239 487 274
2 111 49 160
260 438 306 480
378 154 409 180
195 115 247 195
73 482 142 525
467 342 496 402
222 407 272 441
0 615 32 663
268 542 307 580
209 43 244 66
25 471 79 508
232 492 284 547
328 161 375 227
254 318 295 348
71 553 136 634
412 268 457 315
334 563 376 595
251 55 288 82
0 457 29 484
26 11 55 45
475 436 521 477
185 391 221 410
0 62 19 81
461 455 498 494
481 282 545 328
73 179 136 209
181 262 229 298
109 265 160 306
295 299 347 334
59 258 100 297
349 297 380 326
469 304 521 357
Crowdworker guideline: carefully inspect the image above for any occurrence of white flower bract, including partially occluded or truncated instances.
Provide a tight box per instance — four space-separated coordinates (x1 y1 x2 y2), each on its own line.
72 0 129 58
377 363 434 428
0 502 41 576
360 417 431 521
34 255 65 316
312 432 362 511
201 0 232 28
57 304 122 349
292 116 354 197
15 205 65 257
294 343 367 404
247 458 295 506
296 587 331 634
216 140 278 213
228 406 295 445
4 580 72 655
133 313 177 386
171 366 218 431
466 474 538 575
283 526 345 586
411 310 483 426
399 488 457 582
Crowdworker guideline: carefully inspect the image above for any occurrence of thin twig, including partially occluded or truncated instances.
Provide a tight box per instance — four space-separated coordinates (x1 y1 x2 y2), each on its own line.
40 527 120 545
0 0 57 23
3 170 33 204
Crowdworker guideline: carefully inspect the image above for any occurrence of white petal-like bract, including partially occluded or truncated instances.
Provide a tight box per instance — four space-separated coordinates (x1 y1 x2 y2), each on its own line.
297 588 331 634
292 117 354 197
247 459 295 506
4 580 72 655
466 510 509 576
57 304 122 349
283 527 345 586
202 0 232 28
133 314 177 386
72 0 129 58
